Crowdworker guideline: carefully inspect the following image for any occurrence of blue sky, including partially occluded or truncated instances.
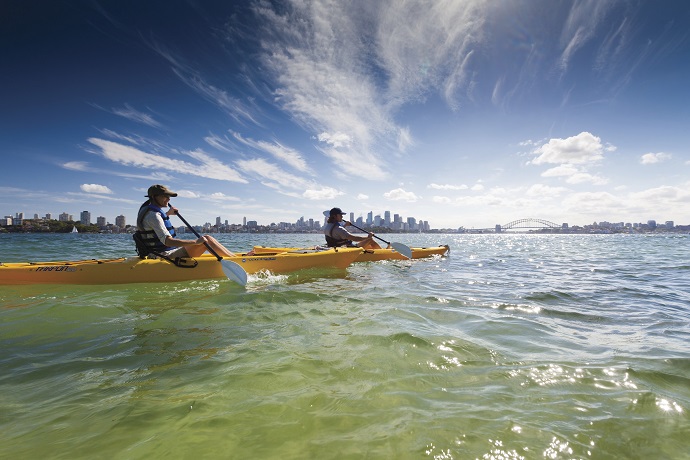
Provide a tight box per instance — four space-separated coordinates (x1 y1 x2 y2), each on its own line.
2 0 689 229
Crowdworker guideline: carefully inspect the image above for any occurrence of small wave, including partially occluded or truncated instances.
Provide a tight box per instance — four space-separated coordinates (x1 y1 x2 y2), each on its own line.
524 290 579 302
387 332 433 348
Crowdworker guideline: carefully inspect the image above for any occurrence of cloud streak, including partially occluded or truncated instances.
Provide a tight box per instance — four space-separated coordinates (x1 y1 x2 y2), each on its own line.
87 138 247 183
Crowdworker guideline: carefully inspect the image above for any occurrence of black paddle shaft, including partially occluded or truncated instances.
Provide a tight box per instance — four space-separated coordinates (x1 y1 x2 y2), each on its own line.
174 210 222 261
347 222 392 246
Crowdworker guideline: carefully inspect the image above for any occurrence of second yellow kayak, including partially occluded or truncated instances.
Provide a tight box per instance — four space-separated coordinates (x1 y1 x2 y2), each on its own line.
252 245 450 262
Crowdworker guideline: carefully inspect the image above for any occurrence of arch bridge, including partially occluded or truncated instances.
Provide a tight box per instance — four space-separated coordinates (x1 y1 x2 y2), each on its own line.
498 218 561 231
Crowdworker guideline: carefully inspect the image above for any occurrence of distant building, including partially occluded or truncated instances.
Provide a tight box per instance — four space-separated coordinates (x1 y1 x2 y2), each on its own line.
96 216 106 227
59 212 71 222
80 211 91 225
115 215 126 228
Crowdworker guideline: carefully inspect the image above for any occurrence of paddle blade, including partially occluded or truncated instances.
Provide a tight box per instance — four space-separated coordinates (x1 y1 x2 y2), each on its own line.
221 260 248 286
391 242 413 259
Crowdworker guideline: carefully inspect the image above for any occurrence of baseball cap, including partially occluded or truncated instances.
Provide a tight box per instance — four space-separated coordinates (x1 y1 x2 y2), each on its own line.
146 184 178 197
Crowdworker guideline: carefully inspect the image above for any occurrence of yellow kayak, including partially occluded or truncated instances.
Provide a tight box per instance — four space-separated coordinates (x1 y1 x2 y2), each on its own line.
0 247 363 285
252 244 450 262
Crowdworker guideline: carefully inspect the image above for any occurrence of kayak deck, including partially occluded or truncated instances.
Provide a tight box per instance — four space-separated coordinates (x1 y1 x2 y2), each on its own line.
253 244 450 262
0 247 364 285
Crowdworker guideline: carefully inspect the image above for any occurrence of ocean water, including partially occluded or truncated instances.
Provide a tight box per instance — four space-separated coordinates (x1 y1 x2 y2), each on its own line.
0 232 688 459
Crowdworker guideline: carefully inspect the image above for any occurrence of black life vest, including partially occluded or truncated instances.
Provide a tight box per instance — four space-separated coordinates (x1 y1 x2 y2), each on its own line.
324 222 355 247
135 204 177 254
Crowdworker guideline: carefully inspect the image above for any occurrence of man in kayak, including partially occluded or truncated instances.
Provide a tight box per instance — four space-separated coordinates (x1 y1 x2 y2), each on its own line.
324 207 381 249
136 184 236 259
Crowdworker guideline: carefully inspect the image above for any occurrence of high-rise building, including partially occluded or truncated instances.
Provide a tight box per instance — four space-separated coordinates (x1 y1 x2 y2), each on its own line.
59 212 71 222
115 215 126 228
96 216 106 227
384 211 391 227
80 211 91 225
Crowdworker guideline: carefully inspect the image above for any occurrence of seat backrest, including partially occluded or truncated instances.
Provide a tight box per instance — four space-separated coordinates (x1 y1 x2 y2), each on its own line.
132 232 151 258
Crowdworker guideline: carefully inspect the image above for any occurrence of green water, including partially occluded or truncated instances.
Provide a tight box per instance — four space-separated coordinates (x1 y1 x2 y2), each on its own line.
1 233 689 459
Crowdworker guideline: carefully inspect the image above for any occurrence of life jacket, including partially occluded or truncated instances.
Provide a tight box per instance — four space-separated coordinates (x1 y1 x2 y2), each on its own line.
324 222 355 247
135 204 176 254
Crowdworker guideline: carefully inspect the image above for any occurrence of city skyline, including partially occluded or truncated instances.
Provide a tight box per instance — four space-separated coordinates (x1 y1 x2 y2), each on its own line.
2 2 690 229
2 206 684 232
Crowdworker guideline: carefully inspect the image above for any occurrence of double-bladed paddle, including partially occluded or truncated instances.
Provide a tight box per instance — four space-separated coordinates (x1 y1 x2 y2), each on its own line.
322 210 413 259
174 211 248 286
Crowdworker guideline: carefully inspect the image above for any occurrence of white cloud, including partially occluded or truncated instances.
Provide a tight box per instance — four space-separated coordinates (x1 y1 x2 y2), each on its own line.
640 152 671 164
87 138 247 183
428 183 468 190
356 193 369 200
631 185 690 203
206 192 241 202
318 132 353 149
530 132 614 165
565 172 608 185
63 161 91 171
526 184 567 197
80 184 113 195
383 188 419 202
176 190 202 199
432 196 452 204
541 164 580 177
303 187 343 200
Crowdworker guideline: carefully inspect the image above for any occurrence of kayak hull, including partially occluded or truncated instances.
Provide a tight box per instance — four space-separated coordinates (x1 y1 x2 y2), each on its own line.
252 245 450 262
0 248 363 285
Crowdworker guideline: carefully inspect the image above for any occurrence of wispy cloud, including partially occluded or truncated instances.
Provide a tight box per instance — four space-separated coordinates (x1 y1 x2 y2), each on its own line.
148 41 263 127
428 183 468 191
230 131 312 173
87 138 247 183
61 160 173 181
111 104 164 128
250 1 487 180
235 157 341 200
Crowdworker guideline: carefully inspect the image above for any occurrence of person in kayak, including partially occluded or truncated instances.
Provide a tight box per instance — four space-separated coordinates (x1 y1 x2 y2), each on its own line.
136 184 236 259
324 207 381 249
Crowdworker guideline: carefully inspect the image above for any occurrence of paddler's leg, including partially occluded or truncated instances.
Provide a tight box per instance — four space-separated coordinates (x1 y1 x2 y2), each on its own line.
185 235 237 258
